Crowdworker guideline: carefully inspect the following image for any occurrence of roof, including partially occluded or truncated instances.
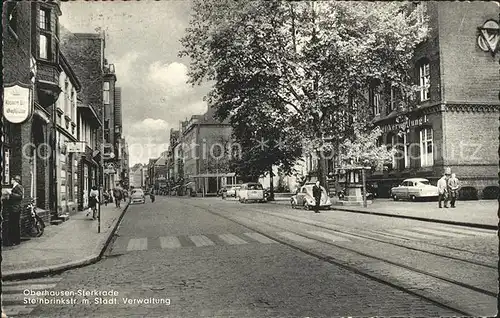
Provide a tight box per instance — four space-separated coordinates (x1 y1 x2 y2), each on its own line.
403 178 430 182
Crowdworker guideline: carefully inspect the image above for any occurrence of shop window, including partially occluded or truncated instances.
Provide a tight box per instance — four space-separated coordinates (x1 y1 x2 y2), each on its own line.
419 128 433 167
418 62 430 102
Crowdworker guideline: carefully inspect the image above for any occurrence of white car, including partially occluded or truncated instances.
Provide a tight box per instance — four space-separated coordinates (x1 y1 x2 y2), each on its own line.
390 178 439 201
238 183 265 203
130 189 146 204
291 184 331 210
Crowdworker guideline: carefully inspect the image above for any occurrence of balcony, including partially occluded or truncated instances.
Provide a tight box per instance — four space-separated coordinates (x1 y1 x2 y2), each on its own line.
36 61 61 108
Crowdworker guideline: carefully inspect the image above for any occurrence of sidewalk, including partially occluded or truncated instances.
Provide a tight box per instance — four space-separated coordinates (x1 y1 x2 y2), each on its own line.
270 198 498 229
2 201 129 281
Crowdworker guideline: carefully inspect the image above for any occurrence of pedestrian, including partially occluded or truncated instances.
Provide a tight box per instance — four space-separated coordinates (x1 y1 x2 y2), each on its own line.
437 173 449 208
113 185 123 208
150 189 156 203
108 189 113 204
103 190 109 206
448 173 460 208
312 180 322 214
87 186 99 220
7 176 24 246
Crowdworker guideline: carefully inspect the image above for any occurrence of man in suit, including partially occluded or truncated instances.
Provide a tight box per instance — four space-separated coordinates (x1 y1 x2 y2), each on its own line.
8 175 24 245
437 173 449 208
448 173 460 208
312 180 322 214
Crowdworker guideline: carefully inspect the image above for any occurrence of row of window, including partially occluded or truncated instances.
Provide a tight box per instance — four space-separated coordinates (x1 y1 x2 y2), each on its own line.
371 62 430 116
385 127 433 170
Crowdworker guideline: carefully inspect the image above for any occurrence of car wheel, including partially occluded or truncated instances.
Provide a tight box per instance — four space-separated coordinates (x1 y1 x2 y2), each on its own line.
392 194 398 201
304 202 310 210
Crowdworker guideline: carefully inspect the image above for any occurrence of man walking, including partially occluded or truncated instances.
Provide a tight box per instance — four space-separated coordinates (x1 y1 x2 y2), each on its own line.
437 173 449 208
312 180 322 214
113 184 123 208
448 173 460 208
8 176 24 246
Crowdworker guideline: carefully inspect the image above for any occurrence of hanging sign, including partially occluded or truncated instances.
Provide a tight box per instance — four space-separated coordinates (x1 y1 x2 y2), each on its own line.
3 84 32 124
66 141 86 153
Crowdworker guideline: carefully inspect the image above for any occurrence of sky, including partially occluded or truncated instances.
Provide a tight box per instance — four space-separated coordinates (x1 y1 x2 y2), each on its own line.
60 0 212 166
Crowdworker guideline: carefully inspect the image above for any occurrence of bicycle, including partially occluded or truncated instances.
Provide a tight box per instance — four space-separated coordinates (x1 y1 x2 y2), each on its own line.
26 198 45 237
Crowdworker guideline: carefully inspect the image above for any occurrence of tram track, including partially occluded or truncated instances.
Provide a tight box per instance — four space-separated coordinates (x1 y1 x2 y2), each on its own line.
249 205 497 268
186 200 497 316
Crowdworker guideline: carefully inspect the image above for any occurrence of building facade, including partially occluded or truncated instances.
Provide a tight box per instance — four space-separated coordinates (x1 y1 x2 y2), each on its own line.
2 1 55 238
367 1 499 198
54 53 81 214
60 31 106 210
181 106 235 196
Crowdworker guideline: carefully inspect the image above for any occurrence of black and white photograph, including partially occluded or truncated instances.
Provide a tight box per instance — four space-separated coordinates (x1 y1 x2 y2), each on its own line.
1 0 499 317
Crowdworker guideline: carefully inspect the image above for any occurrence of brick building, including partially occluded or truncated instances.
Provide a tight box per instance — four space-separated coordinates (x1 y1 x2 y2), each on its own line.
367 1 499 199
2 1 72 238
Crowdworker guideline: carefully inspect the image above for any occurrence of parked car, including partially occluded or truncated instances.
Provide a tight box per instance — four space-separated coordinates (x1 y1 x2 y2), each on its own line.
291 184 331 210
130 188 146 204
226 186 241 198
238 183 265 203
390 178 439 201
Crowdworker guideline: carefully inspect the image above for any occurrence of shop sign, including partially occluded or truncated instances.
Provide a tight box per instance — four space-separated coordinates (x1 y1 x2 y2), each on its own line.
67 141 86 153
4 149 10 184
381 114 428 133
104 168 116 175
3 84 32 124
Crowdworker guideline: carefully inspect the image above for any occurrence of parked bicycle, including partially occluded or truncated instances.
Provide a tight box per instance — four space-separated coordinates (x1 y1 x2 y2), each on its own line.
27 198 45 237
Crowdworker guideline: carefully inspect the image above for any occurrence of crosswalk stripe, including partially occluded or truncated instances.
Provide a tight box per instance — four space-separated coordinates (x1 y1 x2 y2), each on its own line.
243 232 277 244
276 232 316 243
431 226 495 236
411 227 470 238
127 238 148 251
306 231 351 242
387 229 439 240
189 235 215 247
218 234 248 245
159 236 181 249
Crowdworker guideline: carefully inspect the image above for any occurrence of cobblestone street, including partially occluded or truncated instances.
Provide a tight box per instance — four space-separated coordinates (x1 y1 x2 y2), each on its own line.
6 197 496 317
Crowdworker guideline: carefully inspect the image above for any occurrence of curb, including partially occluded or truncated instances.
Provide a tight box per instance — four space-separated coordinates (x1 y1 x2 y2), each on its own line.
268 201 497 230
2 202 131 281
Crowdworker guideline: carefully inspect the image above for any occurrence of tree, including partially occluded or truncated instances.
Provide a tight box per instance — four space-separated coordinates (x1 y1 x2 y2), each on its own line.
339 124 395 170
180 1 428 185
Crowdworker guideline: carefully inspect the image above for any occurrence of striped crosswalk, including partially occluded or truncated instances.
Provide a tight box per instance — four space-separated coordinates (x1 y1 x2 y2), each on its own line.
2 277 63 317
121 225 494 252
371 225 496 241
125 232 278 251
